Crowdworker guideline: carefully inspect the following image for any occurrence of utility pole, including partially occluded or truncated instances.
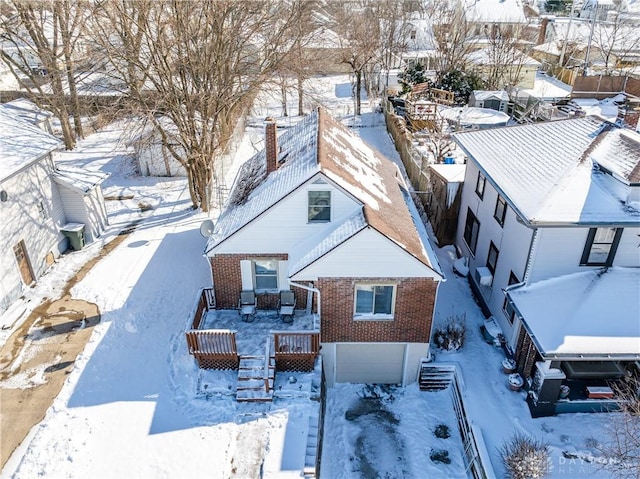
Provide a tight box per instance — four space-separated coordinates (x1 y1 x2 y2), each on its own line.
583 0 598 76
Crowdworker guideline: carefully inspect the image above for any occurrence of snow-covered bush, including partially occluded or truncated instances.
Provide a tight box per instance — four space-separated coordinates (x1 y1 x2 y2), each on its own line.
433 314 466 351
500 432 550 479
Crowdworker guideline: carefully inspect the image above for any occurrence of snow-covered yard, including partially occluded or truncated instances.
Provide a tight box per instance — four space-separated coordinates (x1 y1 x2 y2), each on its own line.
1 74 627 479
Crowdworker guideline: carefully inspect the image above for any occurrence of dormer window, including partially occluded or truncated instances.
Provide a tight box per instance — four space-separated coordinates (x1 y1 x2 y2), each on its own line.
308 191 331 222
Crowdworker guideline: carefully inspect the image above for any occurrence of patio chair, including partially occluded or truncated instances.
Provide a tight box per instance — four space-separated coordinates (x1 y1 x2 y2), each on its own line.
238 290 257 323
278 290 296 324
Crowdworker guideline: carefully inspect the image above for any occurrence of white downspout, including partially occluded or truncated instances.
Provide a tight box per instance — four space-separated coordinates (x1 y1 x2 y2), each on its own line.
288 280 321 320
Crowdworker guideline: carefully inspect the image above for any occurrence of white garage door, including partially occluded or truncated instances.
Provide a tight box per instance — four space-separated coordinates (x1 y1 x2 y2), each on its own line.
336 343 405 384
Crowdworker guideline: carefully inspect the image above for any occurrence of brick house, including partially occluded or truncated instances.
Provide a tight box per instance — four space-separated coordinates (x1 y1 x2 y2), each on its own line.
204 107 443 386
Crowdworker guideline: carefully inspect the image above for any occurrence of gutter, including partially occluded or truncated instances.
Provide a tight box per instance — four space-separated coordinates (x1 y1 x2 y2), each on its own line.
454 142 640 229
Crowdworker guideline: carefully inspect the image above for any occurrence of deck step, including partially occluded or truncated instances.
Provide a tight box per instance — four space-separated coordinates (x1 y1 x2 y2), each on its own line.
236 355 274 402
236 388 274 402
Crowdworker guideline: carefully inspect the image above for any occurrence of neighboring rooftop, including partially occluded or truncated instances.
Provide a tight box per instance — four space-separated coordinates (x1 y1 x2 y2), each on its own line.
429 164 467 183
0 105 62 181
52 164 110 193
440 107 510 126
453 116 640 225
509 267 640 358
463 0 527 23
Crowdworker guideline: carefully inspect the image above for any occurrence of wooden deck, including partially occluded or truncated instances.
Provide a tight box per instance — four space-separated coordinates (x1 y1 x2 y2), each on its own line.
274 332 320 372
186 288 320 376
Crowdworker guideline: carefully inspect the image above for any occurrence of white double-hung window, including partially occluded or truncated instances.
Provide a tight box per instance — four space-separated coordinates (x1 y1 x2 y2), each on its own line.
254 259 278 291
308 190 331 222
354 284 395 320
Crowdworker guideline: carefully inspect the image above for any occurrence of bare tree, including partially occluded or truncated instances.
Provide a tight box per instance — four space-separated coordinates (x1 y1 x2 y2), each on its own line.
599 376 640 479
90 0 305 212
480 22 537 90
1 0 91 149
327 1 381 115
368 0 416 96
591 14 640 75
426 0 474 82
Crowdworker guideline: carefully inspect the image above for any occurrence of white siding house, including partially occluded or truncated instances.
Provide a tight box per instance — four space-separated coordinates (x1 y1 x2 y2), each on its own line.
453 117 640 416
0 106 109 316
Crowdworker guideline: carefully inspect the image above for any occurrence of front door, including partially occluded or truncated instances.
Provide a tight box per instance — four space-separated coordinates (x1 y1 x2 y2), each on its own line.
13 240 35 285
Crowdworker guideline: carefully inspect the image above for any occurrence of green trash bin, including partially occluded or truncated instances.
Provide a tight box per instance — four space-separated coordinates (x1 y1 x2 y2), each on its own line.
60 223 85 251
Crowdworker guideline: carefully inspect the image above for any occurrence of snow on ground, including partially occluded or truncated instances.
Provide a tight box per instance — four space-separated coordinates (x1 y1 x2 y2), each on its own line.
1 74 623 479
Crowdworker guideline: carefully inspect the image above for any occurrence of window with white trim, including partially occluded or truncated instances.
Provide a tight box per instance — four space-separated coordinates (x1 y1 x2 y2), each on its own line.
308 190 331 222
354 284 395 319
254 259 278 291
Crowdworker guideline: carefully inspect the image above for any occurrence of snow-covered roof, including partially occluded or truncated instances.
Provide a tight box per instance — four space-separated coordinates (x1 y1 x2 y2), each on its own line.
440 107 510 125
571 97 620 123
206 108 439 272
463 0 527 24
591 126 640 184
471 90 509 102
0 105 62 181
288 210 367 275
2 98 53 127
519 71 572 101
509 267 640 358
52 164 109 194
453 117 640 225
429 164 467 183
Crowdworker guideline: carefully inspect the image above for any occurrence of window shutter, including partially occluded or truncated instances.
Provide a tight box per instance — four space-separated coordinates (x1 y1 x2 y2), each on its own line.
240 260 253 290
278 260 288 290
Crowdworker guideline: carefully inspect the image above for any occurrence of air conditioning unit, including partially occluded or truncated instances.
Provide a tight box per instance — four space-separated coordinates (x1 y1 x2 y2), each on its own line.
474 266 493 287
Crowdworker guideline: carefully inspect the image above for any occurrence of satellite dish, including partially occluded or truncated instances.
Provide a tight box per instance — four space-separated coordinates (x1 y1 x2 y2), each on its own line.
199 219 215 237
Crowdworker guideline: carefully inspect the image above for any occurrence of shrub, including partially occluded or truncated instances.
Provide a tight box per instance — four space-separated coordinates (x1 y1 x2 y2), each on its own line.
500 432 550 479
434 424 451 439
430 449 451 464
433 314 466 351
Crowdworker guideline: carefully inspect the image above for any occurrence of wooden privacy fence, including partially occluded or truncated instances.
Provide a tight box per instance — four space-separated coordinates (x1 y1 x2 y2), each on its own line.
273 332 320 372
186 329 239 370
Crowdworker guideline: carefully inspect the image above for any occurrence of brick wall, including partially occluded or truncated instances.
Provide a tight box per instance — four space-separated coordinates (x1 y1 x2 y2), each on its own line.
318 277 437 343
265 118 277 175
210 253 308 310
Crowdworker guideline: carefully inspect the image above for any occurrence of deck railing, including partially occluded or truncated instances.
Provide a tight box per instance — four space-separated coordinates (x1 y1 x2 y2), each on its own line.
273 332 320 372
185 329 239 370
191 287 215 330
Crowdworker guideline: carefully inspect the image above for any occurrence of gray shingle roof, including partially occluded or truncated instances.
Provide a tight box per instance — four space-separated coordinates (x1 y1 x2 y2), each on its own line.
453 117 640 225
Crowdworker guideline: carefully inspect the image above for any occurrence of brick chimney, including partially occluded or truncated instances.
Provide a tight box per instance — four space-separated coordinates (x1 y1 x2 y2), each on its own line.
538 17 549 45
265 117 278 175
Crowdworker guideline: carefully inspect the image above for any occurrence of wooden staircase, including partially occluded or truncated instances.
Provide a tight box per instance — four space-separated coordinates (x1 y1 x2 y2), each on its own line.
236 354 275 403
419 361 455 391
